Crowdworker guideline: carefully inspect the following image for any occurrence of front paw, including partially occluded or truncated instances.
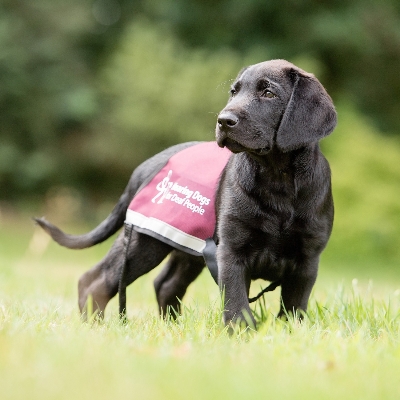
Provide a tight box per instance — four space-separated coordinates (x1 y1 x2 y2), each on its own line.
224 308 256 331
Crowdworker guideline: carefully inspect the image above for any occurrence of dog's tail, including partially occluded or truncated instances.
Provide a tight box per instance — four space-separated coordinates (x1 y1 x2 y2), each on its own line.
33 191 130 250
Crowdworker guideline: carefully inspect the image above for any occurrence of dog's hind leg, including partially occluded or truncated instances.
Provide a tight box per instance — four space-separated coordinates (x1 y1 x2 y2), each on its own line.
154 251 204 317
78 230 173 318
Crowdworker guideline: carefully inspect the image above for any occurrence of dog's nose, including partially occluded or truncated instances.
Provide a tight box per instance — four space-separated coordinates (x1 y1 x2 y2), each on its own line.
217 112 239 130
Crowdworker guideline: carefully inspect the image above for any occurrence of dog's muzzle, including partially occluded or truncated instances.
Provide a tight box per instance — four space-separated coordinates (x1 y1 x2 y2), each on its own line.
216 111 271 156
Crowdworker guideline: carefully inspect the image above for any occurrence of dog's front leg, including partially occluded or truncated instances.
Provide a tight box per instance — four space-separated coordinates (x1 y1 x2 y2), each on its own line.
278 258 319 318
217 247 255 328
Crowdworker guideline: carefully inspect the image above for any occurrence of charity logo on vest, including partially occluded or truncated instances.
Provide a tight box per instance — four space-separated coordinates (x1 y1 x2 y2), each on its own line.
151 170 210 215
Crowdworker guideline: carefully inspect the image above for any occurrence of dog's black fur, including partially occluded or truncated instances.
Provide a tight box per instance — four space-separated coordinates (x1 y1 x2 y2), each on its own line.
35 60 337 326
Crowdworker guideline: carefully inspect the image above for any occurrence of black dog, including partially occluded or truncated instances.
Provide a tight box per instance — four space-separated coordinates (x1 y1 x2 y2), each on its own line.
35 60 337 326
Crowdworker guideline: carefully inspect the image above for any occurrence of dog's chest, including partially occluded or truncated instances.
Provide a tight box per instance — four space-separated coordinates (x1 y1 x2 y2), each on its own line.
240 163 299 233
246 211 305 281
252 187 300 256
225 165 310 279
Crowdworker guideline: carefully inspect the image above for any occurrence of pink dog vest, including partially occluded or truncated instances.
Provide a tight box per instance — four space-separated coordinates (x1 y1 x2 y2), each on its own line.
125 142 231 255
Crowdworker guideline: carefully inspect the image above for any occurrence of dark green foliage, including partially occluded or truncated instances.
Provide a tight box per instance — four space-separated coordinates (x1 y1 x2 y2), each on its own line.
142 0 400 133
0 0 97 197
1 0 400 206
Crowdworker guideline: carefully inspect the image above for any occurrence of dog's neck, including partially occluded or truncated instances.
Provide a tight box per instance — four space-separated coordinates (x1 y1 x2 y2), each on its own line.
247 145 293 172
233 142 320 195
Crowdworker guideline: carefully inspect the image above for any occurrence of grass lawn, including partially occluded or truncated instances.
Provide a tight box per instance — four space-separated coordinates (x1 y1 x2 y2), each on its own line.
1 213 400 400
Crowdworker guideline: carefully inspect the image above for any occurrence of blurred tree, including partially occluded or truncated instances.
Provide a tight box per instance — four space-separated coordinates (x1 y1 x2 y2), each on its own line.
0 0 98 199
140 0 400 133
88 20 242 196
1 0 400 204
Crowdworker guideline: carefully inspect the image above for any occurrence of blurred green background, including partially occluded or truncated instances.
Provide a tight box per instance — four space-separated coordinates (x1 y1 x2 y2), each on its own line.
1 0 400 280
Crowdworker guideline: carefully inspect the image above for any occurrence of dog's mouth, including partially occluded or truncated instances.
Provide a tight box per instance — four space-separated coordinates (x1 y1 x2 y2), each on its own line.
220 138 271 156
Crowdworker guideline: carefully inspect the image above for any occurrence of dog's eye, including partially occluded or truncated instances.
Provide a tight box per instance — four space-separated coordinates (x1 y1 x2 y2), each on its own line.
229 83 241 97
261 90 276 99
257 80 276 99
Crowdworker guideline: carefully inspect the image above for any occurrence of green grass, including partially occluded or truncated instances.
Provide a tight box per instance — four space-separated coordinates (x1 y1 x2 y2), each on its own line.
1 215 400 400
2 49 400 399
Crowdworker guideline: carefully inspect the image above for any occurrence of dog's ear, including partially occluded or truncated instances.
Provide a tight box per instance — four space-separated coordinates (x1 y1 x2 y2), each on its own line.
276 70 337 152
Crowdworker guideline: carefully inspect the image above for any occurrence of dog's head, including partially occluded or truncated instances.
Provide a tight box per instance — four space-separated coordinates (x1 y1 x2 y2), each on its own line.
216 59 337 154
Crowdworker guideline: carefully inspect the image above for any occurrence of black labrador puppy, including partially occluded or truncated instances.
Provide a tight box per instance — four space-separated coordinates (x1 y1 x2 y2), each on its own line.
35 60 337 326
